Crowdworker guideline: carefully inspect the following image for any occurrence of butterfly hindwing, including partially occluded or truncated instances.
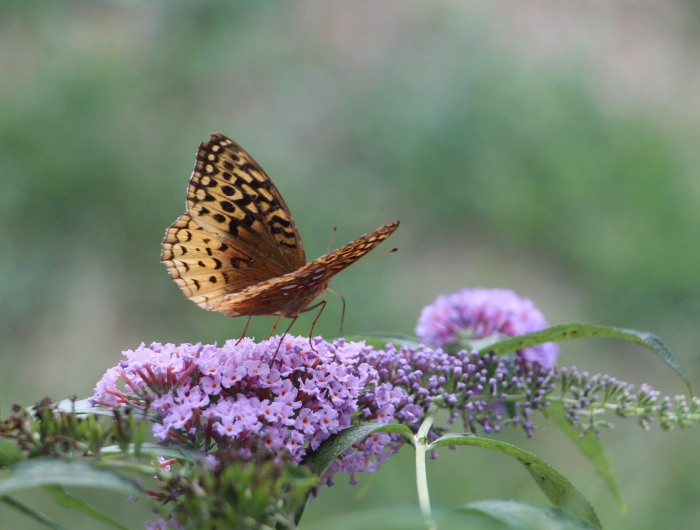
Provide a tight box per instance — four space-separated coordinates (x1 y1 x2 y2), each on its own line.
162 214 270 309
212 221 400 318
312 220 399 275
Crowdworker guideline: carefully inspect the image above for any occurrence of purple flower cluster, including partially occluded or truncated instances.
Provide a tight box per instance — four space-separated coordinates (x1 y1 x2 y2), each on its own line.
91 332 556 489
91 336 403 482
415 288 559 368
355 342 555 438
89 287 566 489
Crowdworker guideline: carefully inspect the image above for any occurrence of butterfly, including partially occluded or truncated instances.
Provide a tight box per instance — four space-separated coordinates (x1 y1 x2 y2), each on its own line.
161 133 399 354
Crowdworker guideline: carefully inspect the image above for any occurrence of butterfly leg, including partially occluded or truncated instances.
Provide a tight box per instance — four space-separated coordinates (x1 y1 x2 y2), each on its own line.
301 299 328 353
235 316 252 346
268 316 282 339
270 316 298 365
327 288 346 337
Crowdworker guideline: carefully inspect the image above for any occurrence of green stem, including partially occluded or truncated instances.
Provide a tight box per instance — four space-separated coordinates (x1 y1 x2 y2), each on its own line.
415 403 439 530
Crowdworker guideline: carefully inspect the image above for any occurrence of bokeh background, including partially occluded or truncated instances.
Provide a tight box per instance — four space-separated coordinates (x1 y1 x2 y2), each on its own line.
2 1 700 528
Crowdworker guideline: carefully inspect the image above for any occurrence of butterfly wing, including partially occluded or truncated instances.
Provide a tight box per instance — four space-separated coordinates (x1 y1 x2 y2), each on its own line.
162 214 269 309
212 221 400 318
187 133 305 274
162 134 306 309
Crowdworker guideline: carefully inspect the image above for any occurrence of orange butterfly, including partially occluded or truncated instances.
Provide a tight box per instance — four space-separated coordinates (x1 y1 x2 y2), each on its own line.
162 134 398 356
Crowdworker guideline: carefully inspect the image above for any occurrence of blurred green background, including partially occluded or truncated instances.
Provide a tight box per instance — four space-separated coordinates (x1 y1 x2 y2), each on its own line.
2 1 700 528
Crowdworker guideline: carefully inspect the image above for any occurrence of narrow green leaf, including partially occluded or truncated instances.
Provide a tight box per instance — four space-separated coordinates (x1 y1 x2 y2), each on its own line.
545 402 626 513
302 504 509 530
345 333 424 350
0 459 150 502
44 485 130 530
480 322 692 396
1 495 68 530
301 423 414 475
460 499 599 529
428 433 601 529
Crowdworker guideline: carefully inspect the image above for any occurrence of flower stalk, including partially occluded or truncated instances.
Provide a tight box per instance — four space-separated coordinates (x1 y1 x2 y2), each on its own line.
415 401 439 530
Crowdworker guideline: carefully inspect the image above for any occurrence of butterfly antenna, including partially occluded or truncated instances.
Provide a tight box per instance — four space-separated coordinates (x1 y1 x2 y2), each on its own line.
235 316 252 346
271 317 297 365
327 288 346 337
326 227 337 255
350 247 398 267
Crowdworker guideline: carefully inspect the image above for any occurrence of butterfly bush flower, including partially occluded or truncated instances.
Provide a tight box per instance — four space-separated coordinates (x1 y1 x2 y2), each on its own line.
91 337 401 484
90 293 696 493
91 334 557 489
415 288 559 369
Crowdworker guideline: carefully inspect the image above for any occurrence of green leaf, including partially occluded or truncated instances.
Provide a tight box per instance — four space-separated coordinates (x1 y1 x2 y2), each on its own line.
44 485 130 530
1 495 68 530
0 459 150 502
460 499 599 529
0 437 26 468
428 433 601 529
294 423 414 524
480 322 692 396
301 505 510 530
345 333 424 350
301 423 414 475
544 402 626 513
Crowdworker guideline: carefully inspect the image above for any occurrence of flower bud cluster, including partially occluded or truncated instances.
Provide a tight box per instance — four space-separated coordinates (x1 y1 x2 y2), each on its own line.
355 342 557 439
147 444 317 530
558 367 700 437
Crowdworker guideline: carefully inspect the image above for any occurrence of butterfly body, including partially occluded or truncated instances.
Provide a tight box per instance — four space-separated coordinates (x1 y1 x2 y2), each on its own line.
162 133 398 321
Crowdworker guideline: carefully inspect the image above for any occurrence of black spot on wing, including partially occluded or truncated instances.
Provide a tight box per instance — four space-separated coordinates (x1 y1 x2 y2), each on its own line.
235 195 253 208
270 214 291 228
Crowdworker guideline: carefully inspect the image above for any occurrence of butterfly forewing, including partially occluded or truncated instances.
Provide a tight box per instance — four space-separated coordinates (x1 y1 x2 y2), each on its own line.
186 134 305 275
212 221 400 318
